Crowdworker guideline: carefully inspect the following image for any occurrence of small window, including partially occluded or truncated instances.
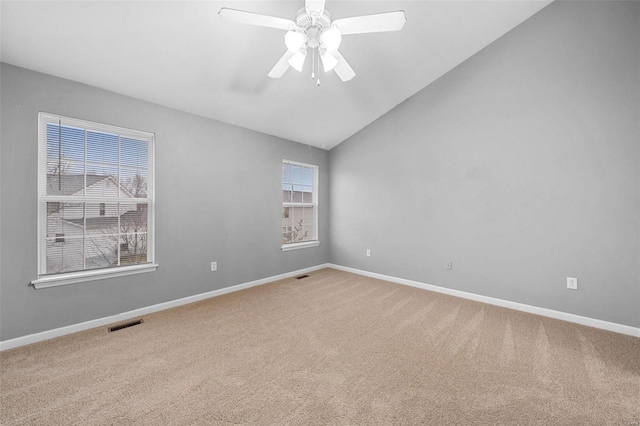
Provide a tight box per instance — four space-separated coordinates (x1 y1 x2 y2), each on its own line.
282 160 319 251
34 113 157 288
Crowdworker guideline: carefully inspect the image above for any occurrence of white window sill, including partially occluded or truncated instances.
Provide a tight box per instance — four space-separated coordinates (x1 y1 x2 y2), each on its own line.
31 263 159 289
281 241 321 252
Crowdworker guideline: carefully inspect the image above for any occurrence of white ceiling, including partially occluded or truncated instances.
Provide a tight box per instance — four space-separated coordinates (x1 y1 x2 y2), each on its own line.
1 0 552 150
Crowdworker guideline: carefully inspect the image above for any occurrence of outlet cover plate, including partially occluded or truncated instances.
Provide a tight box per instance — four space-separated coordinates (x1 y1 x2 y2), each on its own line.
567 277 577 290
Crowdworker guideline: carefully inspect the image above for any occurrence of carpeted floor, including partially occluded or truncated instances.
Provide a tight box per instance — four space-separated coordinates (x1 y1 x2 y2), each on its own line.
1 268 639 425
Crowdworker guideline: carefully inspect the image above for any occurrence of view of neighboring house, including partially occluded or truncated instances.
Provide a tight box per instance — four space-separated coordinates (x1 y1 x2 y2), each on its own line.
46 174 147 274
282 189 314 243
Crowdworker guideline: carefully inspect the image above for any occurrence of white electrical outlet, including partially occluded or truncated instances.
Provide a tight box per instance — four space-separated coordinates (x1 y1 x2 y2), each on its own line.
446 261 453 270
366 249 371 257
211 262 217 272
567 277 577 290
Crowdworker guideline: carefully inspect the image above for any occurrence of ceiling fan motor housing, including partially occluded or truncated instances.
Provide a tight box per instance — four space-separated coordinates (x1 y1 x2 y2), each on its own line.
295 8 332 50
296 7 331 29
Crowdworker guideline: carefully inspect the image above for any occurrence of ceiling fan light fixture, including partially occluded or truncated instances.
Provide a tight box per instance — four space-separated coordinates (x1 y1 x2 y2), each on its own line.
285 31 307 53
320 26 342 51
219 2 407 83
320 51 338 72
288 49 307 72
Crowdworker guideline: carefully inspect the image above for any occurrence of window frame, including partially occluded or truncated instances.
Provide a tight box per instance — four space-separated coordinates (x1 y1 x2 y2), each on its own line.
281 159 320 251
32 112 158 289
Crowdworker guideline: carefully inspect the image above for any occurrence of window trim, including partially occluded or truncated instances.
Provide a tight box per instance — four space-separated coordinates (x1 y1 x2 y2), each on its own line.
281 240 321 251
281 159 319 251
33 112 157 288
31 263 159 289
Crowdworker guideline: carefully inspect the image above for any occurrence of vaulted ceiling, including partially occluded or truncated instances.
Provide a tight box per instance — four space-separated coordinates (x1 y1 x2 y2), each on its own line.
1 1 552 150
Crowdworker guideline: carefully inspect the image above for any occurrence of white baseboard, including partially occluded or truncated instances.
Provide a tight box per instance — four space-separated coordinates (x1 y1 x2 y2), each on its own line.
3 262 636 351
328 264 640 338
0 264 330 351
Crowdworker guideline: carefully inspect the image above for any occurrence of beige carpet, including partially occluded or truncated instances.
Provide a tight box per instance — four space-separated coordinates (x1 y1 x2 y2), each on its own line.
1 268 639 425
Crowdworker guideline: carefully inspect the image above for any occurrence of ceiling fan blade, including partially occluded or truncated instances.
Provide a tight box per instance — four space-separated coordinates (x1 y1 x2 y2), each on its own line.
305 0 325 15
268 51 296 78
219 8 297 31
332 50 355 82
332 11 406 35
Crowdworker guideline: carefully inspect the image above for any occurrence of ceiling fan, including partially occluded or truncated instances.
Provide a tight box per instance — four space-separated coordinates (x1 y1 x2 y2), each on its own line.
219 0 406 84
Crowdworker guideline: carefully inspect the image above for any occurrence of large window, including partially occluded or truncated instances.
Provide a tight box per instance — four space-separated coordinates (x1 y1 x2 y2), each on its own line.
282 160 319 251
33 113 157 288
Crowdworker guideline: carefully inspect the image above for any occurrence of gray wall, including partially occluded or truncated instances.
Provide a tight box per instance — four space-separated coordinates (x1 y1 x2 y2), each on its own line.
0 63 330 341
330 1 640 327
2 1 639 342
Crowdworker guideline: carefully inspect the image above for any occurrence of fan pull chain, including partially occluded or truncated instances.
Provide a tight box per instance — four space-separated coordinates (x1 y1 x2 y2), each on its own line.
316 48 321 86
311 47 315 79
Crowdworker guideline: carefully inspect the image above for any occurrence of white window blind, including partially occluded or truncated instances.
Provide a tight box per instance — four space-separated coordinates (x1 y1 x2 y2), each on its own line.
34 113 156 288
282 160 319 250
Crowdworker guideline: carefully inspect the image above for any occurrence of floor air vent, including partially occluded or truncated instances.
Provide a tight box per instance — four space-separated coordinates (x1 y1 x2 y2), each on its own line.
108 319 144 332
296 274 310 280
